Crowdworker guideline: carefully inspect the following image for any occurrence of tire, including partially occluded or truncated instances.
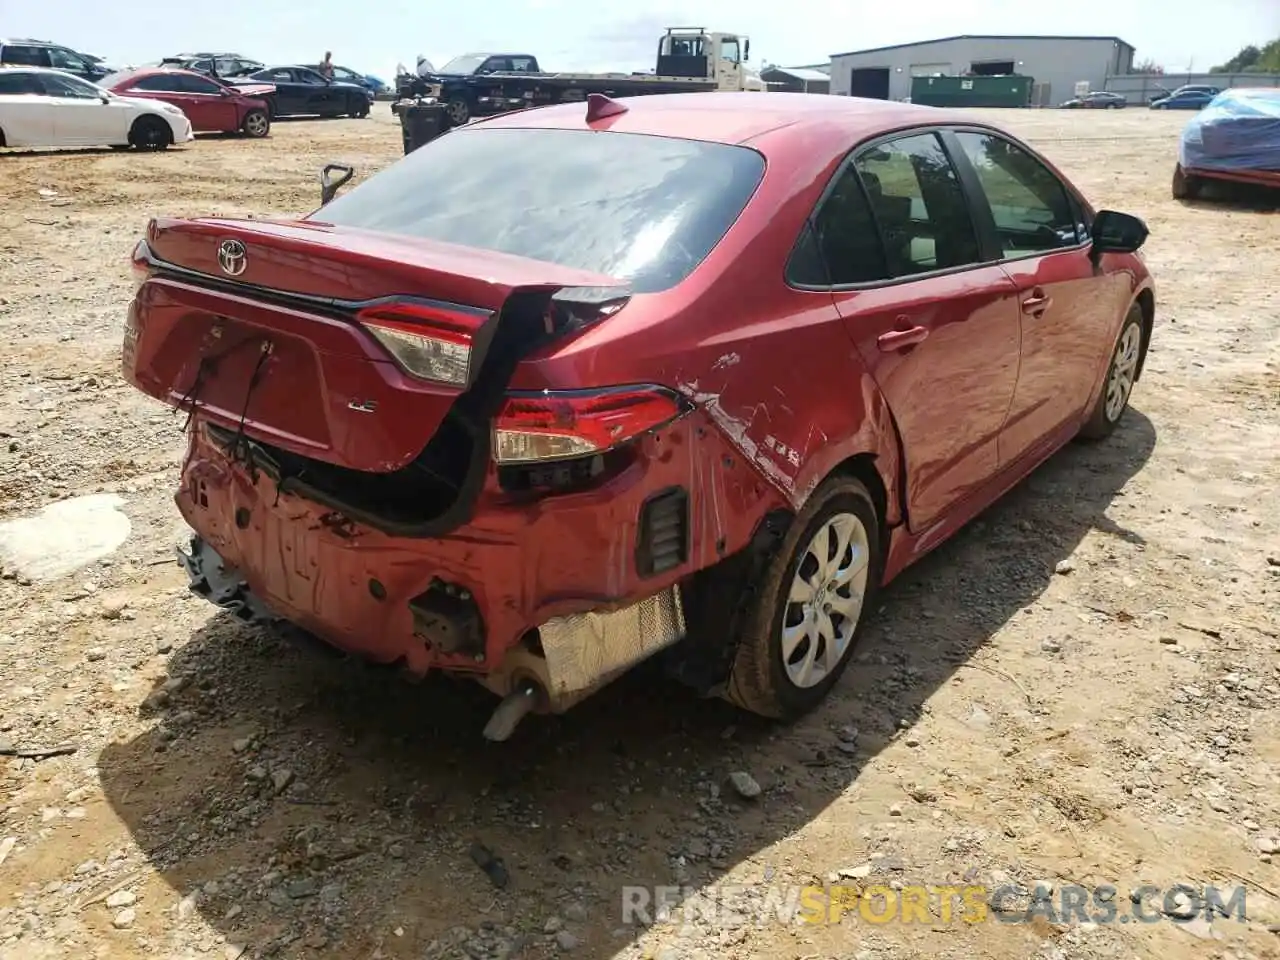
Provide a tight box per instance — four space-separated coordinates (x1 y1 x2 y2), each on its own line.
445 95 470 125
1171 164 1202 200
352 99 370 118
1079 305 1144 441
128 115 172 151
240 108 270 138
0 126 6 148
724 476 882 720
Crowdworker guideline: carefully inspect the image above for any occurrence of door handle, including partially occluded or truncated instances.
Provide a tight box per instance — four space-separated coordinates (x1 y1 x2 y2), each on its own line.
1022 291 1053 316
877 325 929 352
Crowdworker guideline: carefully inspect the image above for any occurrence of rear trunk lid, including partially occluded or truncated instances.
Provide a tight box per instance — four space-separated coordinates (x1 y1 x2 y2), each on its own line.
124 217 623 473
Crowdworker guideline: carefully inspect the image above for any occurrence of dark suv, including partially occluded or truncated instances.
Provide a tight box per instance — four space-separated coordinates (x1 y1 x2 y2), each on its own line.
0 38 110 81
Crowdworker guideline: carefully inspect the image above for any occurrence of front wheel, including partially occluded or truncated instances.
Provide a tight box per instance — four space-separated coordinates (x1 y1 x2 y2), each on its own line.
128 115 172 151
352 99 371 118
724 476 881 720
445 96 470 125
240 108 270 138
1079 306 1144 441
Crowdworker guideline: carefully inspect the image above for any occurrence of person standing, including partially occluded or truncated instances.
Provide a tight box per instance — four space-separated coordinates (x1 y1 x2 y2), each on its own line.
319 51 334 78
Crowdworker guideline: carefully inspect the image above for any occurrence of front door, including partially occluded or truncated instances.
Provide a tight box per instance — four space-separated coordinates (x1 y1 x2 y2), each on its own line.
39 72 123 144
946 129 1130 465
803 130 1022 534
177 73 238 131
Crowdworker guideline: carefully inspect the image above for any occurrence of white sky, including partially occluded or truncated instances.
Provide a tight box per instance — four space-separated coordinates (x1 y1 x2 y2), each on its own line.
5 0 1276 81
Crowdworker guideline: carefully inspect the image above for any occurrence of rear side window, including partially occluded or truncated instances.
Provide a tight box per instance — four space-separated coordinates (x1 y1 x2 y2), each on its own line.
853 132 981 278
788 166 888 285
2 45 48 66
316 127 766 294
0 71 38 94
131 74 184 92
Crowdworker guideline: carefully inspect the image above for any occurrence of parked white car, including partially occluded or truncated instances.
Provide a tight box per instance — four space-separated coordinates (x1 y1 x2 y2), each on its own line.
0 66 193 150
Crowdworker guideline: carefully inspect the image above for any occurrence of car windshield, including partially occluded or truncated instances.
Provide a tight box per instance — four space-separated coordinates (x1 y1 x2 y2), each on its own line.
438 54 488 74
314 127 766 294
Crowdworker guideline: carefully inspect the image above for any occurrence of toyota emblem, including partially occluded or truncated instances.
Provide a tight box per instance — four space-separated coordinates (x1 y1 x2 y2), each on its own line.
217 239 247 277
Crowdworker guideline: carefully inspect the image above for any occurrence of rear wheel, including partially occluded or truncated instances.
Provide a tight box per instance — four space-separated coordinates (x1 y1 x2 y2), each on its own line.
128 115 171 150
1079 306 1144 441
240 108 269 138
724 476 881 720
0 126 6 147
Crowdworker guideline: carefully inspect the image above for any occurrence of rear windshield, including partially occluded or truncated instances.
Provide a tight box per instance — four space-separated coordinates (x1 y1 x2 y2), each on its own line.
314 126 766 294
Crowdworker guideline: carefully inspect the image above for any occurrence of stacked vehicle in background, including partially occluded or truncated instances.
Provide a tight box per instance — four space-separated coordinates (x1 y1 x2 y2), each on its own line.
1173 87 1280 198
395 27 764 126
0 38 117 81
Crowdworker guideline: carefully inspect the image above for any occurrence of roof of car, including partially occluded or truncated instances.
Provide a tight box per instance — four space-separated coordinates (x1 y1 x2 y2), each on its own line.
474 91 954 146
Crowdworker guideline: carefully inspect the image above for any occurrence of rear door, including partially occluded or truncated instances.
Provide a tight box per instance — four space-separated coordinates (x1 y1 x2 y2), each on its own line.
944 128 1128 466
0 71 57 146
122 72 189 117
797 129 1022 534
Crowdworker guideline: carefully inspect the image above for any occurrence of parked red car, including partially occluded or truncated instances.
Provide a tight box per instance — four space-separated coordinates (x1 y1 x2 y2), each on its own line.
103 67 273 137
122 92 1154 739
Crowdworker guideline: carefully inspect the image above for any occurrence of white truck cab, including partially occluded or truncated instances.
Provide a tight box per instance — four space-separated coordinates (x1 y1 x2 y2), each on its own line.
656 28 766 92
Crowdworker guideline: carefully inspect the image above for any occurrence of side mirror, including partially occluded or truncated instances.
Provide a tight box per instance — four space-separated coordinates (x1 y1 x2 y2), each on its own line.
1090 209 1148 259
99 93 110 104
319 163 355 205
744 39 750 61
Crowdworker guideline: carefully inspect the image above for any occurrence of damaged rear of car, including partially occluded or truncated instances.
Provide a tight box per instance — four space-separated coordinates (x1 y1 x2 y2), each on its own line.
123 117 794 738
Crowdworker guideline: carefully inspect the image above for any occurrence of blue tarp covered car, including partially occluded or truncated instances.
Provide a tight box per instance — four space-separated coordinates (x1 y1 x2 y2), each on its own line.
1174 87 1280 198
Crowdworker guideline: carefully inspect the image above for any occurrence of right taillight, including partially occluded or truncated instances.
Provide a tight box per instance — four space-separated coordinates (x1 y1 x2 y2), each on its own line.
492 385 691 465
356 299 494 388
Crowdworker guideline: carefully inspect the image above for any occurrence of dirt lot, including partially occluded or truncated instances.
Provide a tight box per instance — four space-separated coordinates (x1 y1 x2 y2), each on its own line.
1 105 1278 960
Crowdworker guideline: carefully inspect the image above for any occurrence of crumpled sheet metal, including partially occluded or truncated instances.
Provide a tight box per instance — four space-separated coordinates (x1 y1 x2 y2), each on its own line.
537 586 686 697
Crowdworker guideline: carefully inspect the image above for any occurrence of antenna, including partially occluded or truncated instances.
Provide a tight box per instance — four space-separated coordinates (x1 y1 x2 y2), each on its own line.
585 92 628 122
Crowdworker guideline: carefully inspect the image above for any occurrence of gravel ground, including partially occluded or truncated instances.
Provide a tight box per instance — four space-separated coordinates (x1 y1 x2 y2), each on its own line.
0 105 1278 960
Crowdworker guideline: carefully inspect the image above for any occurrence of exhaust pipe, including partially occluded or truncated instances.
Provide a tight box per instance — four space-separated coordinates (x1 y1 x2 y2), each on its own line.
482 679 541 742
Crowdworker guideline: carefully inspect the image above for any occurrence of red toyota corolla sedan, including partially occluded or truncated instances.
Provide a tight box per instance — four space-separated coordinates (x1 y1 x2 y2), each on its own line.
122 92 1154 739
104 67 272 137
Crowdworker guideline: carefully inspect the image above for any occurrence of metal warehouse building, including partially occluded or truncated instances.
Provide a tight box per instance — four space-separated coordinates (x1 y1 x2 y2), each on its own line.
829 35 1136 106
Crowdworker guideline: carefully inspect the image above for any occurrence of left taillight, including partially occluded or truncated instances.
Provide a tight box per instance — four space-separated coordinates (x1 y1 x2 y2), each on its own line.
492 385 691 465
356 299 494 388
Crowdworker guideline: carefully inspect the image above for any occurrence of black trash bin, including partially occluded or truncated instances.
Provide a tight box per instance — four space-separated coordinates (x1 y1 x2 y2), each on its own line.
400 101 450 155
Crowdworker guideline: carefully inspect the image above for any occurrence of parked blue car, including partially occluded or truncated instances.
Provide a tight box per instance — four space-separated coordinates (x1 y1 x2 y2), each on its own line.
312 63 389 96
1150 85 1222 110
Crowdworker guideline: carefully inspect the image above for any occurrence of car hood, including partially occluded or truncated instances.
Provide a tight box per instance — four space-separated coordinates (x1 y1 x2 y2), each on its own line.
230 82 275 98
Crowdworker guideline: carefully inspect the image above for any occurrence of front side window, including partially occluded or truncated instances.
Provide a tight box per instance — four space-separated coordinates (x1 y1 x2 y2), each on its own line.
788 165 888 285
47 47 88 71
315 127 766 295
39 72 102 99
952 131 1081 258
720 39 741 63
853 132 981 278
180 74 222 94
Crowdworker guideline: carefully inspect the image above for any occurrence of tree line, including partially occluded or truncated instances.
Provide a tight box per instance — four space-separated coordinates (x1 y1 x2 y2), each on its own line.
1210 38 1280 73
